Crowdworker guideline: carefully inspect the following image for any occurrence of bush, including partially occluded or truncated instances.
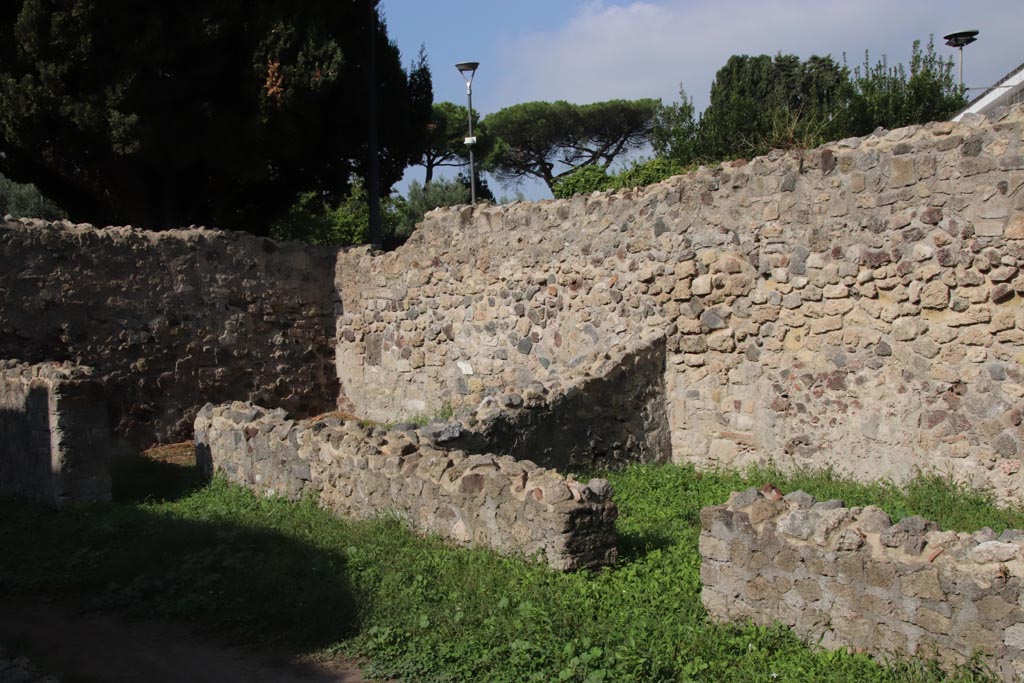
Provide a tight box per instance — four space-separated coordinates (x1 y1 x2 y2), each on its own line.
0 173 64 220
269 182 405 247
613 157 690 189
552 165 614 199
552 158 693 199
395 177 471 237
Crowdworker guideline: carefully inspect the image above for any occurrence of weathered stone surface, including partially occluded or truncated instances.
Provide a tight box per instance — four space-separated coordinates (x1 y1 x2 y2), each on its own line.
701 492 1024 682
333 105 1024 505
0 360 112 508
0 221 339 448
195 402 618 572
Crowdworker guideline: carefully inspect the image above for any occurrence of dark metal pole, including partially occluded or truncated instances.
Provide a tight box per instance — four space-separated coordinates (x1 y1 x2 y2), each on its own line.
366 0 382 248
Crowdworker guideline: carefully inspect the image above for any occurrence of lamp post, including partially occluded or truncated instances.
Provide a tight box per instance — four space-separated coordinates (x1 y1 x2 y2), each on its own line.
944 30 979 91
455 61 480 205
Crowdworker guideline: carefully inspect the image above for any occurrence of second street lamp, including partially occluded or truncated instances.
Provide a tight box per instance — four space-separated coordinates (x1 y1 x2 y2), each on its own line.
455 61 480 205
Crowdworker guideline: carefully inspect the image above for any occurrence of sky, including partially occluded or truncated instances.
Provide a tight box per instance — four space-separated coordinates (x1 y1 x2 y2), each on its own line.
380 0 1024 199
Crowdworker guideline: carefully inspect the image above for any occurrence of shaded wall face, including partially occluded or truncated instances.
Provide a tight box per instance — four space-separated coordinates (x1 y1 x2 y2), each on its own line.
336 109 1024 499
0 222 340 448
0 361 111 507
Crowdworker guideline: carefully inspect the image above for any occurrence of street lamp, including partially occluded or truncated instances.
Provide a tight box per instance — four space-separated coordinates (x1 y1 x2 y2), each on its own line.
944 30 979 91
455 61 480 205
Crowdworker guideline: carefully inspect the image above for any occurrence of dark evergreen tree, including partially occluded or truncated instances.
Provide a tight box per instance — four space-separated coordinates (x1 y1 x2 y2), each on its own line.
0 0 432 234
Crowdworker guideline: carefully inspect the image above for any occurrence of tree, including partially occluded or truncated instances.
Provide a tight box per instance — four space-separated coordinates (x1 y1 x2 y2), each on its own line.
0 0 432 235
651 86 699 165
395 177 470 237
0 172 63 219
418 101 495 184
484 99 659 192
847 38 964 132
269 179 404 247
696 53 854 161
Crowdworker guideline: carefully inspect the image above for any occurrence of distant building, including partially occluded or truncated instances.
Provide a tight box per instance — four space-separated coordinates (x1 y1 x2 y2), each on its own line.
952 61 1024 121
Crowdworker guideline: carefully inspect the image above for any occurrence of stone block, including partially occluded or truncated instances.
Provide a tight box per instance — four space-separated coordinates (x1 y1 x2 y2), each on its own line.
901 568 945 600
889 156 917 188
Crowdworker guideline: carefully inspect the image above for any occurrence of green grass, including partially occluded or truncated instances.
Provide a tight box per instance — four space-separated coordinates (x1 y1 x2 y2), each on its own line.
0 462 1011 682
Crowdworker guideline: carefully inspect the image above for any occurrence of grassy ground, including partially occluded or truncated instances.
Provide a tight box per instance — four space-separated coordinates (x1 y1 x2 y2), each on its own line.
1 456 1013 682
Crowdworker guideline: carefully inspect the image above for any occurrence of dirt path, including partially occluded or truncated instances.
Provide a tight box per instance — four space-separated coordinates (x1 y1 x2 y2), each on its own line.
0 596 371 683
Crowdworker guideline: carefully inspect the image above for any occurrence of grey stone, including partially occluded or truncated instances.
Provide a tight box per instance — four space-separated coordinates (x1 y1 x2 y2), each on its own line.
419 421 465 445
971 541 1019 564
783 490 816 508
779 509 818 540
729 487 762 509
880 515 938 553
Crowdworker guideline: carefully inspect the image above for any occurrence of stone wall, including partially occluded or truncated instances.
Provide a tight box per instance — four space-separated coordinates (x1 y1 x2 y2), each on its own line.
700 488 1024 681
336 106 1024 499
0 219 339 448
0 360 111 507
458 335 672 471
194 402 618 571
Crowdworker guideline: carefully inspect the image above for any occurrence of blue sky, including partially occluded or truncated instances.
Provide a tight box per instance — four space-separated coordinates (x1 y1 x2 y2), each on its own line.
381 0 1024 199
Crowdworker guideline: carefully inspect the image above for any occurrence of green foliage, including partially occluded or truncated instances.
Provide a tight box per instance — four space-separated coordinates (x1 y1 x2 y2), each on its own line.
552 157 691 198
485 99 659 191
614 157 690 189
0 172 63 219
395 176 471 237
1 464 1011 682
551 165 613 199
697 53 855 161
0 1 431 235
420 100 495 183
847 38 965 132
269 181 404 247
651 87 699 165
657 39 966 167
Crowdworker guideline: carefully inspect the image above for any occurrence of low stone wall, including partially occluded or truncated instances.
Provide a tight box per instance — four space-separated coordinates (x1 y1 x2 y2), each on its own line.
700 488 1024 681
0 219 339 448
0 360 111 507
194 402 618 571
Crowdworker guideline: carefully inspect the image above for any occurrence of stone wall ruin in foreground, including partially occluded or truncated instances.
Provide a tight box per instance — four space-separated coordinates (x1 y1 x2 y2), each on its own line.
194 402 618 571
700 488 1024 682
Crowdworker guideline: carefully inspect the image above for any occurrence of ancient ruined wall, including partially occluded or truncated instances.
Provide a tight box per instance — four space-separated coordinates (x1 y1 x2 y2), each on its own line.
0 219 339 448
700 488 1024 682
337 106 1024 499
0 360 111 507
194 402 618 571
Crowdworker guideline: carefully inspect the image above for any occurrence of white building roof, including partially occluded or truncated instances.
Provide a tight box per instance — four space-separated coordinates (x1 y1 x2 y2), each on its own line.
953 61 1024 121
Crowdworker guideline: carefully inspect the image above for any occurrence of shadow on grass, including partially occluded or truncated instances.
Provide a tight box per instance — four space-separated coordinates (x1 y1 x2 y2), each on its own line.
111 443 209 503
0 488 360 653
614 530 677 563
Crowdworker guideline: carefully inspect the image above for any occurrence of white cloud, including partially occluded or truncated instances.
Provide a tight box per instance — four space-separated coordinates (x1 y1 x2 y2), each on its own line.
492 0 1024 112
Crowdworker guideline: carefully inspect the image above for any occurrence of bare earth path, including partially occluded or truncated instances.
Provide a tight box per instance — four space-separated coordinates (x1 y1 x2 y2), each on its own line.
0 596 371 683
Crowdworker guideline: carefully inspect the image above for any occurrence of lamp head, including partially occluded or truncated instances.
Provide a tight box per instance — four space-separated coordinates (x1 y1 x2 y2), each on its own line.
944 30 979 48
455 61 479 87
